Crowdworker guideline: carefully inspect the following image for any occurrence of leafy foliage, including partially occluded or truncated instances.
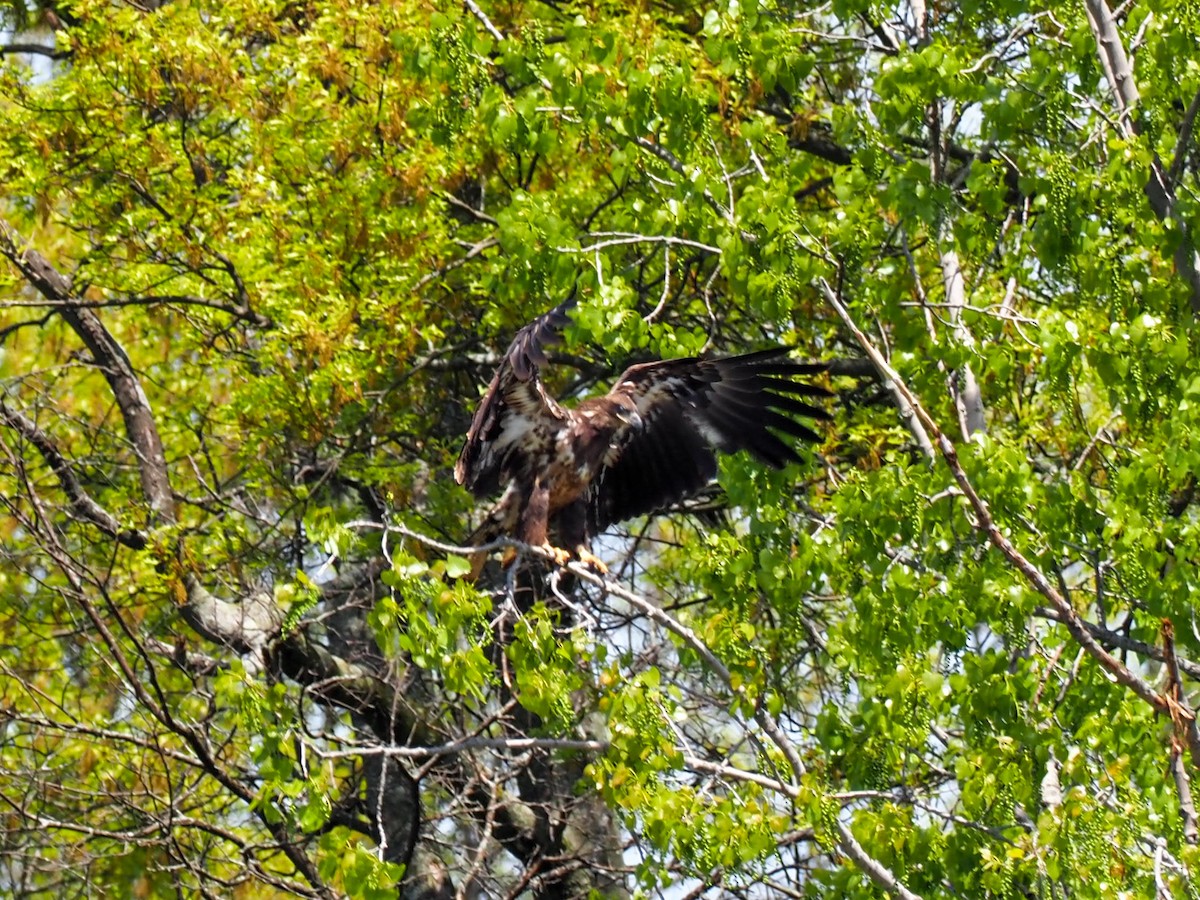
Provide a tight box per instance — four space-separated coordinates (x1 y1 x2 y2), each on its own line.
2 0 1200 896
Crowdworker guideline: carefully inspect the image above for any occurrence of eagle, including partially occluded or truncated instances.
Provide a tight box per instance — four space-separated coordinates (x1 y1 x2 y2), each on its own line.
455 300 830 572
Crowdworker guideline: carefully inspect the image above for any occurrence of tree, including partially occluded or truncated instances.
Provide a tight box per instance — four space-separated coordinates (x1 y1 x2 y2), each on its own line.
1 0 1199 896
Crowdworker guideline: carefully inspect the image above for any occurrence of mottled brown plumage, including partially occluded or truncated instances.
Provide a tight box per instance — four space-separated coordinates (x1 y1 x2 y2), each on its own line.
455 300 830 569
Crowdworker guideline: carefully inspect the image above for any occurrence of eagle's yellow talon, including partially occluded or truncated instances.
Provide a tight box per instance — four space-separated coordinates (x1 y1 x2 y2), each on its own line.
576 547 608 574
541 543 571 566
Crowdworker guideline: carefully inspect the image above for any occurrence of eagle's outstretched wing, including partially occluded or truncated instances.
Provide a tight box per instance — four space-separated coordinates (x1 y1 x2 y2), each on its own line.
587 349 829 532
454 300 574 497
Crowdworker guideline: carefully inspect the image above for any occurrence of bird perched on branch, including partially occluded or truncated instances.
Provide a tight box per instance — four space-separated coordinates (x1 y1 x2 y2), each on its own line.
455 299 830 574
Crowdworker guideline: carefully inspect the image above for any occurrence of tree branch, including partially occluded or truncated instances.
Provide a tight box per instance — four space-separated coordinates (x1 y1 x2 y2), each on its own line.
0 399 146 549
1163 620 1200 842
0 218 299 663
1162 620 1200 769
1171 740 1198 845
463 0 505 42
0 43 68 59
0 292 272 326
1033 606 1200 681
1084 0 1139 124
440 189 498 225
818 278 936 459
0 219 174 517
387 522 923 900
11 465 333 896
1084 0 1200 310
632 136 734 223
940 248 986 437
824 282 1174 717
1169 88 1200 188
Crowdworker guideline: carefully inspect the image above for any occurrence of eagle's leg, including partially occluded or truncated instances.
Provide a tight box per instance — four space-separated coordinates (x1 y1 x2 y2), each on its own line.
520 478 570 566
557 501 607 573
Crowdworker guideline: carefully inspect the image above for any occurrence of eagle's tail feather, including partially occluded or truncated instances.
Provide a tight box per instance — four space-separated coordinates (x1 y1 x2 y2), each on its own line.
463 497 521 582
464 516 498 583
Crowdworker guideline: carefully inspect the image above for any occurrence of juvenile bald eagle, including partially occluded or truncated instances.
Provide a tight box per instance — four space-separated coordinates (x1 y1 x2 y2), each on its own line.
455 301 830 571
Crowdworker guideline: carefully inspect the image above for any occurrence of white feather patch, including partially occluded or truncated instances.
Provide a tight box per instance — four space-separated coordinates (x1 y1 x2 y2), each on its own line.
691 414 728 449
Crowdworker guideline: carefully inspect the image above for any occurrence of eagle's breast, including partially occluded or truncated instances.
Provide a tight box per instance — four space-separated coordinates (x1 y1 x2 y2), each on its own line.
540 409 621 513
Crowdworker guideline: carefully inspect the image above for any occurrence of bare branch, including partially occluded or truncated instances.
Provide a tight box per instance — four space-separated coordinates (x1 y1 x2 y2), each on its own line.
0 219 174 517
1084 0 1140 124
0 43 68 59
320 737 607 760
413 236 498 291
940 249 987 437
632 136 734 223
463 0 505 42
9 466 334 895
0 219 299 666
819 278 936 460
0 292 272 325
0 399 146 549
1172 742 1199 845
440 189 498 225
1163 620 1200 770
563 232 722 255
1033 606 1200 681
1163 620 1200 843
0 309 56 342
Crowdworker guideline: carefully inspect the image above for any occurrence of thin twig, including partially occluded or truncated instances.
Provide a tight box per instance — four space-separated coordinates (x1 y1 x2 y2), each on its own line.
413 236 498 290
562 233 721 255
317 736 606 760
818 278 935 459
643 244 671 322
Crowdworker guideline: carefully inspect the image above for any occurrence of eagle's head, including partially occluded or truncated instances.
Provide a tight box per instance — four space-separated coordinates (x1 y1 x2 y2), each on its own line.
612 397 643 430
